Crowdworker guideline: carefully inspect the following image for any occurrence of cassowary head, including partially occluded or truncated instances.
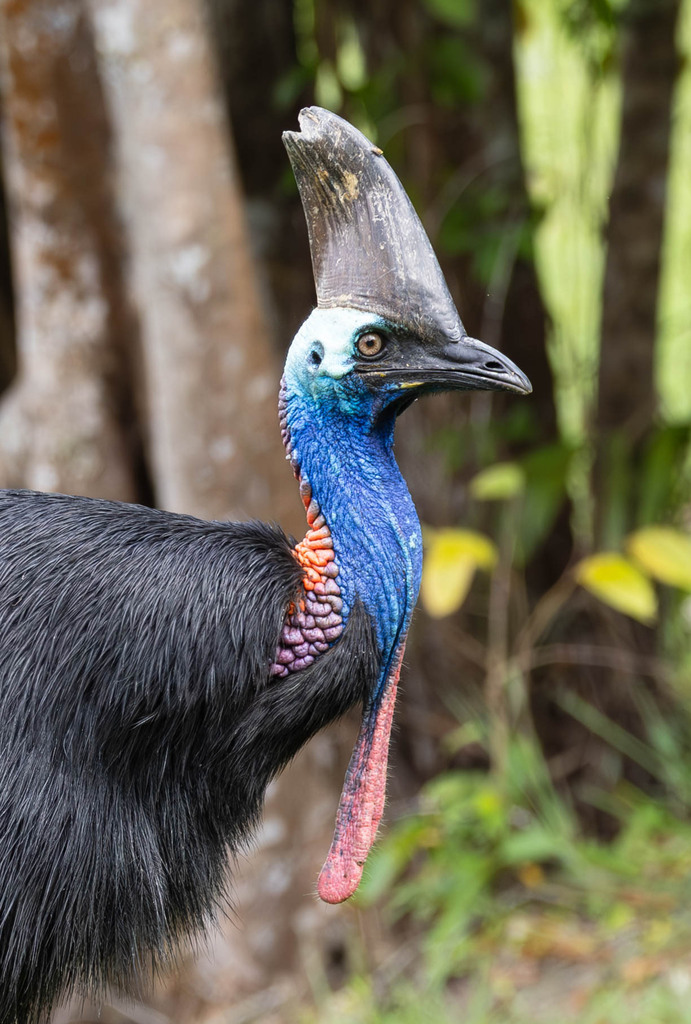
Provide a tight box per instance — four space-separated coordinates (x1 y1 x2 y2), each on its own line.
282 107 531 424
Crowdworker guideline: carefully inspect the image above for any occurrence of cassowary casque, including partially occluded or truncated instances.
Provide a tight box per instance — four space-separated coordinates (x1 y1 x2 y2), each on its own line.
0 107 531 1024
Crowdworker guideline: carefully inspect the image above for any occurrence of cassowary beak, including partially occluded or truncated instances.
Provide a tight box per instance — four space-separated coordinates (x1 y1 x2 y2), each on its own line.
356 331 532 397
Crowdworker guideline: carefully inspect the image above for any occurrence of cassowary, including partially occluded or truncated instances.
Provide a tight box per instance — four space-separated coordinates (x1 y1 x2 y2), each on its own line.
0 107 531 1023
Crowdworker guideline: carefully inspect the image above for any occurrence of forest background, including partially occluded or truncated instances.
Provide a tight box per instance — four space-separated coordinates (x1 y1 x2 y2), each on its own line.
1 0 691 1021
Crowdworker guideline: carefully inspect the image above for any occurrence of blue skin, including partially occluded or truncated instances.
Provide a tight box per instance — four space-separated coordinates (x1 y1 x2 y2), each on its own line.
283 308 423 700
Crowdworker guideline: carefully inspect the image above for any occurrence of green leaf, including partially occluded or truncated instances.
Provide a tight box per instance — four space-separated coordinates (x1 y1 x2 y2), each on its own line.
627 526 691 592
423 0 475 28
516 442 572 564
314 61 342 110
469 462 525 501
358 818 431 903
427 37 487 108
501 826 568 867
421 528 497 618
336 22 367 91
574 553 657 624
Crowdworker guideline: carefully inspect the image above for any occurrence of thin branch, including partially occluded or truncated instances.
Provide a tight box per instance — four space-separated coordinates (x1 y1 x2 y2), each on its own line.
523 642 668 682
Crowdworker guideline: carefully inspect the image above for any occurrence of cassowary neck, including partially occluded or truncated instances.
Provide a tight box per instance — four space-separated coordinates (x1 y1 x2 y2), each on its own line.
278 378 422 675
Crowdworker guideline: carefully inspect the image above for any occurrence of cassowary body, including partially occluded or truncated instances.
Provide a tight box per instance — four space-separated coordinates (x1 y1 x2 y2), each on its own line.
0 109 530 1023
0 491 376 1020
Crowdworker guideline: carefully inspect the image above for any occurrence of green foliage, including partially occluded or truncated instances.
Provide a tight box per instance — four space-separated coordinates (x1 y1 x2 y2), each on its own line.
357 737 574 982
470 463 525 502
303 716 691 1021
423 0 475 30
560 0 619 73
570 525 691 623
516 0 621 444
426 36 488 107
336 21 367 91
638 426 691 525
518 441 573 562
321 723 691 1020
658 0 691 424
421 451 691 623
597 426 691 549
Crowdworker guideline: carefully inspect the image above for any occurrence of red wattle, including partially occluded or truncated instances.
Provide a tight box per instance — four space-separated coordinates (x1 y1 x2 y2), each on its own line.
317 648 404 904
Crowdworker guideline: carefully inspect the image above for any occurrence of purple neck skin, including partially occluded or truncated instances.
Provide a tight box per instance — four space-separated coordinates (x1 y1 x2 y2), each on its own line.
270 381 344 678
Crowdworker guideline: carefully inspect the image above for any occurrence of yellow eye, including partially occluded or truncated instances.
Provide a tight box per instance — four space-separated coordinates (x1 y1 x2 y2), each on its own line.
356 332 385 359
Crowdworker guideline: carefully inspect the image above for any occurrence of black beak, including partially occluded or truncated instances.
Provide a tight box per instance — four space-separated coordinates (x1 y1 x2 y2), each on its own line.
356 330 533 397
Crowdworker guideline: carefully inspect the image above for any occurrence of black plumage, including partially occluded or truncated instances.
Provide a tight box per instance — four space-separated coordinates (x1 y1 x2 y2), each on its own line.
0 490 378 1024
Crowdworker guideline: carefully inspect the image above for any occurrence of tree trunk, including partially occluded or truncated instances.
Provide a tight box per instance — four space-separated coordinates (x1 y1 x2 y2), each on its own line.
86 0 295 524
206 0 316 344
0 152 15 395
0 0 137 499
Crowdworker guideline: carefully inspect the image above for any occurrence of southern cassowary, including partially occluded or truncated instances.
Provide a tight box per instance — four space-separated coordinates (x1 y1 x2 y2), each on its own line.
0 108 531 1023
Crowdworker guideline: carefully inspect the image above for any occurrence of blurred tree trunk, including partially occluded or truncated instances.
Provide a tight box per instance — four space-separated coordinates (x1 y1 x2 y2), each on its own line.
595 0 682 544
0 157 14 395
0 0 137 499
86 0 294 524
205 0 315 338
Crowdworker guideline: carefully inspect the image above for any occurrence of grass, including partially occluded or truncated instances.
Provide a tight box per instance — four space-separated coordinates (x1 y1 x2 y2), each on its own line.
298 747 691 1024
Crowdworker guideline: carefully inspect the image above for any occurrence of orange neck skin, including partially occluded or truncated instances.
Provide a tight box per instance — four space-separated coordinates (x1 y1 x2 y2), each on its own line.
270 474 344 679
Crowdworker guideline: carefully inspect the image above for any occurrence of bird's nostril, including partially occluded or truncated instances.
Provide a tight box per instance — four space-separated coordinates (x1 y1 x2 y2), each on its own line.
484 360 504 371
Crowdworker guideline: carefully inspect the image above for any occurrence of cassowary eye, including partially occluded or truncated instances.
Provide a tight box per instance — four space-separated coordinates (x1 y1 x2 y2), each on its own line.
356 332 385 359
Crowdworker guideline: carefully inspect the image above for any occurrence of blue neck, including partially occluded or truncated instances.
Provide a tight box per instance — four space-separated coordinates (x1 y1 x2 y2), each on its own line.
284 391 422 673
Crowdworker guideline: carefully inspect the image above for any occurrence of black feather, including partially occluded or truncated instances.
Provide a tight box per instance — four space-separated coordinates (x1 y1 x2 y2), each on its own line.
0 490 379 1024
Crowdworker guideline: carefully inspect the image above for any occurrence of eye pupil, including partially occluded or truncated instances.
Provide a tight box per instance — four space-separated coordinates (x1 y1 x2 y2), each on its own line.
357 332 384 358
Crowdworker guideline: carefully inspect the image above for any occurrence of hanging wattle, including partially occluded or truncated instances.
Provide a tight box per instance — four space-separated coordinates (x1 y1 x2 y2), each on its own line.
317 643 405 903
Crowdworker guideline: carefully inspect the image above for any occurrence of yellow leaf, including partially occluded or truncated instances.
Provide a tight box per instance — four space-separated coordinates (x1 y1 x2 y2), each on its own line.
421 528 498 618
518 863 545 890
627 526 691 592
470 462 525 501
574 553 657 624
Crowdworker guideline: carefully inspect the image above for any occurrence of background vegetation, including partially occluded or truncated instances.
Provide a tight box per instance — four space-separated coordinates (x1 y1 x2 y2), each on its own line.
1 0 690 1020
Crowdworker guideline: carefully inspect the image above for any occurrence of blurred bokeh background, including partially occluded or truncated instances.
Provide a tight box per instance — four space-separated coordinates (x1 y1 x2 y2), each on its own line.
1 0 691 1021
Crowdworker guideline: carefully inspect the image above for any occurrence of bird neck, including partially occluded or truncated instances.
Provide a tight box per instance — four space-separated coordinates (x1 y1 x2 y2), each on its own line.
277 378 422 678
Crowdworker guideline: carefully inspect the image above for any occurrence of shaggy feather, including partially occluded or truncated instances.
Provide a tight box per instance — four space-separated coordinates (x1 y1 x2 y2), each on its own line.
0 490 378 1024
